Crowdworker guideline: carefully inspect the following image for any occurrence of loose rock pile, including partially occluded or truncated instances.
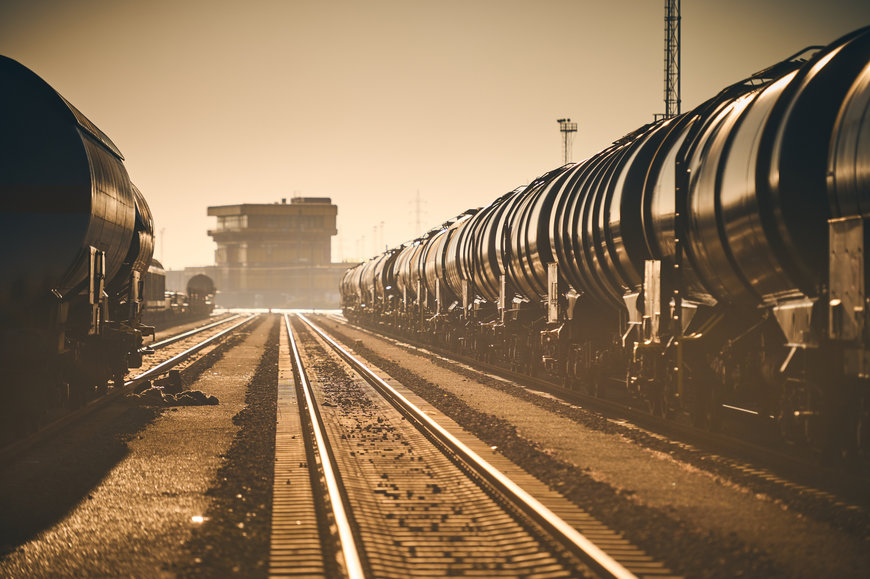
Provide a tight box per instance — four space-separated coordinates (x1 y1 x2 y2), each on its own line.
129 371 219 406
131 387 219 406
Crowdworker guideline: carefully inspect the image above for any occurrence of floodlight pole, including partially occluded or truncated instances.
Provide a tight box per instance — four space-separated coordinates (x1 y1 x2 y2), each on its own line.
557 118 578 164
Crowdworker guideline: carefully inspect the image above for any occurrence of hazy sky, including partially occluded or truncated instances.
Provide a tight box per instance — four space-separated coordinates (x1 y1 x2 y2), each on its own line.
2 0 869 268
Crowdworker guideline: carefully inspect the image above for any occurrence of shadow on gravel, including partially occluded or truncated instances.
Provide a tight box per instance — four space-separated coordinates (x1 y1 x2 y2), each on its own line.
0 404 163 556
0 318 261 559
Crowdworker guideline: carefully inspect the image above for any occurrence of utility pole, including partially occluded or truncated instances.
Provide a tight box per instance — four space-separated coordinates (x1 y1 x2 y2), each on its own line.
663 0 681 118
556 118 578 164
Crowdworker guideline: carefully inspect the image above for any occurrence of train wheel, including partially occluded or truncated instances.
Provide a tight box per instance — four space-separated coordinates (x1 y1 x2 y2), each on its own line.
2 387 40 442
525 359 537 377
646 381 668 418
585 366 600 397
68 378 88 409
857 394 869 458
588 377 601 398
693 382 721 431
777 380 830 453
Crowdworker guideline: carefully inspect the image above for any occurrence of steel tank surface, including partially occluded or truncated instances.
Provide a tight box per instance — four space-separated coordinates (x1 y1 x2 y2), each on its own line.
358 255 382 302
506 166 572 302
473 188 526 303
680 27 870 307
0 55 142 318
555 144 632 307
596 121 673 299
829 57 870 218
408 235 431 299
394 242 422 300
108 183 155 300
456 200 496 301
340 268 356 302
373 250 399 300
186 274 216 298
421 227 451 300
349 260 367 302
442 212 476 300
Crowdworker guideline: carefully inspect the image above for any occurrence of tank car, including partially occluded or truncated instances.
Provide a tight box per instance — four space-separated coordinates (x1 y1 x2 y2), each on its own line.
143 259 168 311
142 267 218 327
186 274 216 317
0 55 154 438
341 26 870 459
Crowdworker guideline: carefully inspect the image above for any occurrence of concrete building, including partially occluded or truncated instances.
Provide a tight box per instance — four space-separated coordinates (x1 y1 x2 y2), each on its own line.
201 197 349 308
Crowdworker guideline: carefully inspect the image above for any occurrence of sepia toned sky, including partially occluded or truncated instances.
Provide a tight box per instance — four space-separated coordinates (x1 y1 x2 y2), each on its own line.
2 0 869 268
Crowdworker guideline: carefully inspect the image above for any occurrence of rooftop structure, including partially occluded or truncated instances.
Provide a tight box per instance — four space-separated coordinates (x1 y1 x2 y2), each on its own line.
208 197 337 268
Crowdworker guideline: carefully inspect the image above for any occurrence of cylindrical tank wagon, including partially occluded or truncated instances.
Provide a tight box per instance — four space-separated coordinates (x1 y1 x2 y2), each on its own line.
341 26 870 457
141 267 218 327
143 259 168 311
0 55 155 437
186 274 216 317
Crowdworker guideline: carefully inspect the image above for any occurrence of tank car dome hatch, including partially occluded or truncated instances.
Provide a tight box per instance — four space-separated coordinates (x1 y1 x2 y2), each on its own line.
0 55 149 319
148 259 167 275
186 274 217 297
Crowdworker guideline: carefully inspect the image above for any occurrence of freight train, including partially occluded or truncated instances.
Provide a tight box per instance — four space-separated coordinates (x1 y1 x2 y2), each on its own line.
341 26 870 459
141 263 216 326
186 274 217 317
0 56 155 438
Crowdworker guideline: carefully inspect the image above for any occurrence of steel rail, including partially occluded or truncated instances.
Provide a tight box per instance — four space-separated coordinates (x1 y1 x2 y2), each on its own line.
283 314 365 579
128 314 255 386
145 314 242 350
336 314 870 500
298 313 637 579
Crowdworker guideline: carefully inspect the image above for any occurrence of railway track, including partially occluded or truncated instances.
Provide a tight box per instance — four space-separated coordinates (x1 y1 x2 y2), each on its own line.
0 314 258 464
145 313 243 351
331 315 870 491
272 313 670 578
318 314 870 542
136 313 252 380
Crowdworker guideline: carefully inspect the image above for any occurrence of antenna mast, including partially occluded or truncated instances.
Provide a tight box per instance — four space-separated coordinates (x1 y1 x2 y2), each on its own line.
664 0 681 118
